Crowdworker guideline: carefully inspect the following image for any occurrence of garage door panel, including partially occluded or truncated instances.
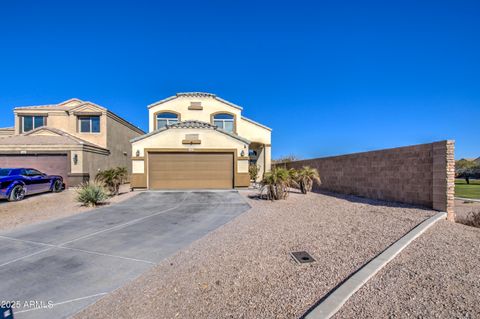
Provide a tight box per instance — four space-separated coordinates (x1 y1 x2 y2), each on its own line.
148 153 233 189
0 154 69 186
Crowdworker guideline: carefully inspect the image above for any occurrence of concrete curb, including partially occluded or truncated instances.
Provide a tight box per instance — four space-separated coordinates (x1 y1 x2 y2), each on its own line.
455 197 480 203
303 211 447 319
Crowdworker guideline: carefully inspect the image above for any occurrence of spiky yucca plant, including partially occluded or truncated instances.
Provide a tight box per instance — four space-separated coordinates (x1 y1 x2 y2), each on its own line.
76 182 108 207
296 166 321 194
261 167 296 200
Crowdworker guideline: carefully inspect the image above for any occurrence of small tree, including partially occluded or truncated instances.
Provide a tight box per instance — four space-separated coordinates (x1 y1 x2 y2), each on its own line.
295 166 321 194
95 167 128 196
260 167 296 200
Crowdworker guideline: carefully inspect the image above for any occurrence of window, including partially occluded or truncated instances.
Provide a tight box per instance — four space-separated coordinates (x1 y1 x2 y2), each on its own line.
213 113 234 133
156 112 179 129
0 169 11 177
22 116 45 132
78 116 100 133
24 169 43 176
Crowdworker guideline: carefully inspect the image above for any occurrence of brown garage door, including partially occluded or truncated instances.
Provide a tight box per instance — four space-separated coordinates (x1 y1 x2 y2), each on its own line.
148 152 233 189
0 154 69 185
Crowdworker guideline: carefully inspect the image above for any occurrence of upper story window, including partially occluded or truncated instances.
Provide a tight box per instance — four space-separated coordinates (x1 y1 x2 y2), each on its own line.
156 112 179 129
213 113 234 133
78 116 100 133
22 116 45 133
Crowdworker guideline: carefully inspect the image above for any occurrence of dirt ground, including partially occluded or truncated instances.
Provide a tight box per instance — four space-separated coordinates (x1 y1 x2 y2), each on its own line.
455 198 480 224
0 184 139 231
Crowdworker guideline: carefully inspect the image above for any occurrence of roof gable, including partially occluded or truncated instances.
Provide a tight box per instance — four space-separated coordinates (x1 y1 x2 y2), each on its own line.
26 127 64 137
147 92 243 111
68 102 106 114
58 98 84 107
22 127 106 149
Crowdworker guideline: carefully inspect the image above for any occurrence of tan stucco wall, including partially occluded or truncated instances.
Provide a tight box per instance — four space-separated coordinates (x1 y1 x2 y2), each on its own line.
14 109 108 148
81 149 110 180
148 96 242 133
147 95 272 174
105 115 142 174
0 128 14 137
12 103 143 177
70 150 83 174
237 118 271 145
148 95 271 143
131 128 248 175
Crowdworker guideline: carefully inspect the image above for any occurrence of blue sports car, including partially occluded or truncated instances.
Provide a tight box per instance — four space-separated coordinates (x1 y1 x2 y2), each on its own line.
0 168 64 202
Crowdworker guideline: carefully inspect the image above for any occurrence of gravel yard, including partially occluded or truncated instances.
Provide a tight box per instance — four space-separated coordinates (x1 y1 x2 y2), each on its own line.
0 184 138 231
455 199 480 224
335 220 480 318
75 190 435 319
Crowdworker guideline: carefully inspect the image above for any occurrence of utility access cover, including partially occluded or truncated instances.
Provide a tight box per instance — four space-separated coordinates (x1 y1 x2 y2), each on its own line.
291 251 316 264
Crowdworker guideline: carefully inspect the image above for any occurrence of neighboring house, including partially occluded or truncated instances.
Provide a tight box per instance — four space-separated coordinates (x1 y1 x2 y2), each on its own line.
0 127 14 137
0 98 144 186
131 92 272 189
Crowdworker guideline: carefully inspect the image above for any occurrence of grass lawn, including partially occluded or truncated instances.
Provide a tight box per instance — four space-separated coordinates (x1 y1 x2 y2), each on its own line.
455 179 480 199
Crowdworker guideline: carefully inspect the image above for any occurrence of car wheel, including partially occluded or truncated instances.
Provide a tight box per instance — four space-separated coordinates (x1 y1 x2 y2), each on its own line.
52 180 63 193
8 185 25 202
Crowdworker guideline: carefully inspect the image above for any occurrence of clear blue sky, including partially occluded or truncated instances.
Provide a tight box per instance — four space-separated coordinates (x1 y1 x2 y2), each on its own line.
1 0 478 159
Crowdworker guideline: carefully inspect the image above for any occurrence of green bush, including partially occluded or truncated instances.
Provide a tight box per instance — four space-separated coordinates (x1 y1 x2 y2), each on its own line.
260 167 296 200
95 167 128 196
248 164 260 182
76 182 108 207
295 166 321 194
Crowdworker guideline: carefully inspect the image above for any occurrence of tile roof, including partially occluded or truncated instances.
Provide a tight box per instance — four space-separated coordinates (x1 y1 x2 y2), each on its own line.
0 127 107 150
167 120 216 129
147 92 243 110
131 120 250 144
14 98 108 112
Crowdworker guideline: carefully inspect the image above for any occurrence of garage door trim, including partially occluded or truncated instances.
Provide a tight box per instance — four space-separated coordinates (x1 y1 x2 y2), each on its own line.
145 148 238 190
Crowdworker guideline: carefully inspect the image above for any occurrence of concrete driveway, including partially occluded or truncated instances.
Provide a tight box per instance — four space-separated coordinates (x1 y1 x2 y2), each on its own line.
0 191 250 319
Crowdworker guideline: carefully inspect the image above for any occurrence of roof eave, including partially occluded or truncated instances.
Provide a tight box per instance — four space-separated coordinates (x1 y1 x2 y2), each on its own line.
241 116 272 131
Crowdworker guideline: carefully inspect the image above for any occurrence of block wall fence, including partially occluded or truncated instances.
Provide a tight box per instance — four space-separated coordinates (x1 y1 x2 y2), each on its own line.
279 141 455 221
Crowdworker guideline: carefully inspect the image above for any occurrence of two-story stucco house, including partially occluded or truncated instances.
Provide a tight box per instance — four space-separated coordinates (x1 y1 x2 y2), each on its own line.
131 92 272 189
0 98 144 186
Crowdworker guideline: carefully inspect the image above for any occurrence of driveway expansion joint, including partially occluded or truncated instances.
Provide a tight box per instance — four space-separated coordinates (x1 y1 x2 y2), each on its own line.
303 211 447 319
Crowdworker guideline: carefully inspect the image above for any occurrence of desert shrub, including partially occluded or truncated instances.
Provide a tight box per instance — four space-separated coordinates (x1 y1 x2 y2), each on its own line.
248 164 260 182
458 210 480 228
76 182 108 207
95 167 128 195
295 166 321 194
260 167 296 200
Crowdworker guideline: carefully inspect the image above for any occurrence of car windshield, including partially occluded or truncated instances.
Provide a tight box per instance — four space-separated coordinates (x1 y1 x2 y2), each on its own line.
0 169 11 176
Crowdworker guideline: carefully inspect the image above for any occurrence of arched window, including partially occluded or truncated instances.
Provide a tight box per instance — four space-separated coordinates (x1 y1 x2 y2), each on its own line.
156 112 179 129
213 113 234 133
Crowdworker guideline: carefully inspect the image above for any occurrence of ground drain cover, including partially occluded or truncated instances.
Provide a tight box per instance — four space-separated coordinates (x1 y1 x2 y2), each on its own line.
290 251 315 264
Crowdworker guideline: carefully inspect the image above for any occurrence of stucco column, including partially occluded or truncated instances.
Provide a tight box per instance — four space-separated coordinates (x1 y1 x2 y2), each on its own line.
264 145 271 173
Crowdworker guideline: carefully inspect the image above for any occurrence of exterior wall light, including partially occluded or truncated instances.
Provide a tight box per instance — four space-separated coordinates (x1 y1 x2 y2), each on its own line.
136 150 140 157
241 150 245 157
73 154 78 165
